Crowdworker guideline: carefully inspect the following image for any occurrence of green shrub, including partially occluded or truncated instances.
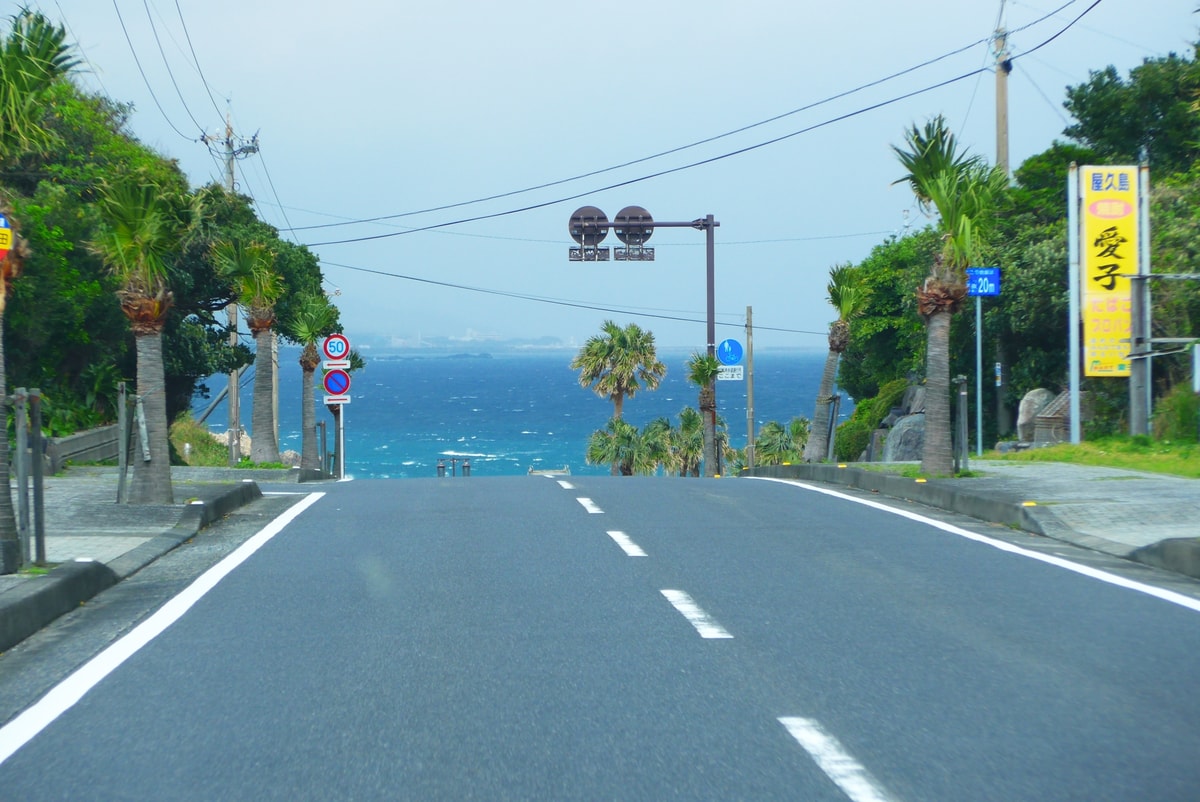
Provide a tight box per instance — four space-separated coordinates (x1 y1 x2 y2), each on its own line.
834 378 908 461
1153 382 1200 441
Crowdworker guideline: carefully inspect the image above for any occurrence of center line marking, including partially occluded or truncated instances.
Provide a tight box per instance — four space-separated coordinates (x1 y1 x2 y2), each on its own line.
660 589 733 638
778 717 896 802
556 480 574 490
576 497 603 514
606 531 647 557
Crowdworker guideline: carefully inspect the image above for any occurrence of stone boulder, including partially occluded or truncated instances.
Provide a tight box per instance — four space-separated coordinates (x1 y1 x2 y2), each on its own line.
882 413 924 462
1017 389 1056 442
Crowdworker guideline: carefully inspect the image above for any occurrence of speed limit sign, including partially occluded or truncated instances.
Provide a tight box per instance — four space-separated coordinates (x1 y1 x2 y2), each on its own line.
322 333 349 361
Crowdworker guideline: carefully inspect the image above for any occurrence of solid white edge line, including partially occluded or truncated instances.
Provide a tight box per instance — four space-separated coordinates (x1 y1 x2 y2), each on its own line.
606 530 647 557
660 589 733 639
779 717 895 802
0 491 327 767
576 497 603 514
751 476 1200 614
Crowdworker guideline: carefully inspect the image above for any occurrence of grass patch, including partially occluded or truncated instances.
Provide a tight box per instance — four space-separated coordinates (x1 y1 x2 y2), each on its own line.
980 436 1199 478
18 565 51 576
170 412 236 467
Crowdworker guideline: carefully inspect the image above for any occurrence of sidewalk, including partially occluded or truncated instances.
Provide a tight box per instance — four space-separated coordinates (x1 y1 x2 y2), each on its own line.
745 460 1200 578
0 466 315 654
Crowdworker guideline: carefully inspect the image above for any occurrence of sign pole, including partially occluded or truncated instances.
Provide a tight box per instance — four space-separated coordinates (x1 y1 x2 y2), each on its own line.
976 295 983 456
1068 163 1082 444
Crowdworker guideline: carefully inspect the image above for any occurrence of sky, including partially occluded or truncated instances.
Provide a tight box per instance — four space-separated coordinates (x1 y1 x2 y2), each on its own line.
25 1 1200 350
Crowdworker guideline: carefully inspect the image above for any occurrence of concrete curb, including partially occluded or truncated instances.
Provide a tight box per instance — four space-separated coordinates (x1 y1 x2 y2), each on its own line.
0 481 262 654
742 463 1200 577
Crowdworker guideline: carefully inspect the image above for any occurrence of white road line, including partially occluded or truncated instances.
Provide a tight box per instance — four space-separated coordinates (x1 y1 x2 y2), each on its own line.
576 497 603 514
606 530 647 557
556 480 575 490
0 492 326 768
660 589 733 638
753 477 1200 615
779 717 896 802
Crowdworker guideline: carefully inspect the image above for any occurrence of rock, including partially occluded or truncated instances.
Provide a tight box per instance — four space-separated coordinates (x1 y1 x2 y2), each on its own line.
1017 389 1056 442
280 449 301 467
882 413 924 462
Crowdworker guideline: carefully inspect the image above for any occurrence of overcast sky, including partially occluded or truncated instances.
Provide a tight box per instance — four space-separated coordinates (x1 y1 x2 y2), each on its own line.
31 1 1199 349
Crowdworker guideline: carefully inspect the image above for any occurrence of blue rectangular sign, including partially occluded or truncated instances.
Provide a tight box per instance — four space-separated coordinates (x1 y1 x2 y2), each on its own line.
967 267 1001 297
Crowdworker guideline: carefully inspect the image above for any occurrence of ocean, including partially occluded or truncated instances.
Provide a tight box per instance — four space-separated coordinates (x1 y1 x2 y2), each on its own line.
197 347 841 479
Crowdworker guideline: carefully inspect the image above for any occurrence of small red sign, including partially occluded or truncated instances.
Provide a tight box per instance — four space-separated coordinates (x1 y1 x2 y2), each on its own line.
323 368 351 396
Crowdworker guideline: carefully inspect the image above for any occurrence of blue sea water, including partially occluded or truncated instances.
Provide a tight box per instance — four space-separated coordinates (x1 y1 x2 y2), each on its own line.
197 347 843 479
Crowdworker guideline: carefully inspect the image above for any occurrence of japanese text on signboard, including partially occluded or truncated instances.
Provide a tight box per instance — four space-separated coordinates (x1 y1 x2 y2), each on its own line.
1080 166 1138 377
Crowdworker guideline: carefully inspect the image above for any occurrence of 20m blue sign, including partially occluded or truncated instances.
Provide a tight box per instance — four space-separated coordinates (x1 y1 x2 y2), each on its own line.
967 267 1001 297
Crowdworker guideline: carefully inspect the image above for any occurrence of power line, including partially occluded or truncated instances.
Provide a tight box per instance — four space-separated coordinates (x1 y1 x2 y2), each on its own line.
110 0 195 141
141 0 208 133
300 0 1098 250
173 0 225 120
321 260 827 337
288 0 1084 236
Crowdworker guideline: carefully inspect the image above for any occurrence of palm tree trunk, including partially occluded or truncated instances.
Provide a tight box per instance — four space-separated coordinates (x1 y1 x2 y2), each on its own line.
128 331 174 505
805 348 840 462
251 328 279 464
300 359 318 471
921 310 954 476
0 306 20 572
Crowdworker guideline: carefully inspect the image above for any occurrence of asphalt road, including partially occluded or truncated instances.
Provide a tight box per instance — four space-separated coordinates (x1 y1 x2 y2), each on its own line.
1 476 1198 801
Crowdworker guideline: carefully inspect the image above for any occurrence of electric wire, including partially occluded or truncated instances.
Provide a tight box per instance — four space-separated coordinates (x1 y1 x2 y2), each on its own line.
300 0 1099 249
290 0 1084 235
141 0 208 133
173 0 225 120
110 0 194 141
321 260 827 337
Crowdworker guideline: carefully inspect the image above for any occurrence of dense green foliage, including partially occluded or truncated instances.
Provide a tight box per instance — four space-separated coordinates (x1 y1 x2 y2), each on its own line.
1 43 335 437
835 40 1200 454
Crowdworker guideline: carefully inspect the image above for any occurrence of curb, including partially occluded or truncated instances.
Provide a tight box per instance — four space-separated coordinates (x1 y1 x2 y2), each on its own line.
742 463 1200 579
0 481 263 654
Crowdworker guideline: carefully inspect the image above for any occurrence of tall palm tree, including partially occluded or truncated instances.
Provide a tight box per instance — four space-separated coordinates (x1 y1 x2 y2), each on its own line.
571 320 666 474
893 116 1007 475
686 352 722 477
90 175 186 505
212 239 283 464
805 264 870 462
283 292 338 471
0 9 76 570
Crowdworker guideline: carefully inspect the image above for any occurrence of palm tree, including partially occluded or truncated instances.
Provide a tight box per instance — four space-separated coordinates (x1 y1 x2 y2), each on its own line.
757 418 810 465
212 239 283 464
0 9 76 570
283 293 338 471
90 175 187 504
686 352 722 477
675 407 704 477
805 264 870 462
571 320 666 474
893 116 1007 475
585 417 655 476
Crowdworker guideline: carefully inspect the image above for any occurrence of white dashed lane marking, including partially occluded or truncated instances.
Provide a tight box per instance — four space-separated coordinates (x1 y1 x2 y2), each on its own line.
660 589 733 639
606 531 647 557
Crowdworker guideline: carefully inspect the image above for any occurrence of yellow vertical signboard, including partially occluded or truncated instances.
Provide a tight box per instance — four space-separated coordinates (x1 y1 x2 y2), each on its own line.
1080 166 1138 377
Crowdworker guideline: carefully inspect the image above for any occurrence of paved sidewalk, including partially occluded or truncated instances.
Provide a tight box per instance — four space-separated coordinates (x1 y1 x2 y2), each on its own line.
0 466 313 653
745 460 1200 576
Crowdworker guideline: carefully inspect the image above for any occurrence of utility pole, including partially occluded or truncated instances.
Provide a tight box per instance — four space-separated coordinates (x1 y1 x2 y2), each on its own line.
203 114 258 465
993 27 1014 439
994 28 1011 177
